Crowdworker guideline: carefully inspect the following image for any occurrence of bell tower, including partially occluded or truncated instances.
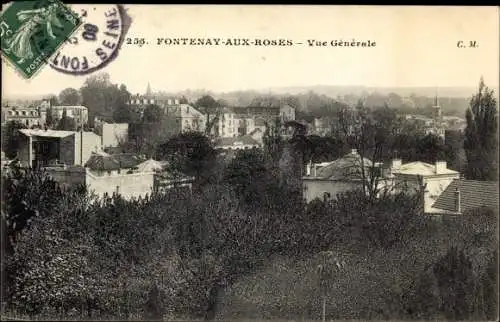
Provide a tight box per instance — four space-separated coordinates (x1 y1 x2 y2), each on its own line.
432 88 442 124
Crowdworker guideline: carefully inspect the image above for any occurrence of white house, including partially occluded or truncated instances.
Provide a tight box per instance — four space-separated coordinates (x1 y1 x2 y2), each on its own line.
389 159 460 213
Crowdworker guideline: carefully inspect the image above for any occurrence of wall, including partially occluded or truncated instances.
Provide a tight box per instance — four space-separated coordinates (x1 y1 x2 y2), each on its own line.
280 105 296 122
17 136 30 166
102 123 128 148
393 174 459 213
74 132 102 165
303 179 362 203
180 105 206 133
59 135 76 165
45 166 86 188
86 170 155 200
52 107 89 124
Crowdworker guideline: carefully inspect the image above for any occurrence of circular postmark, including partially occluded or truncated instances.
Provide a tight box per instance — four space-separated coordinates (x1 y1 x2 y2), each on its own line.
33 4 128 75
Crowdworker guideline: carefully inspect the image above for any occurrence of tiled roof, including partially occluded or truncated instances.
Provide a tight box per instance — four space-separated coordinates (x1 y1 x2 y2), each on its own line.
432 179 499 213
113 153 147 169
136 159 163 172
314 150 374 180
85 154 121 171
85 153 146 171
229 106 280 115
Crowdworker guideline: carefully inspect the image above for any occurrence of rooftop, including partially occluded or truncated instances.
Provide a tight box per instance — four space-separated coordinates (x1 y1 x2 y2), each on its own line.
19 129 75 138
85 153 146 171
309 150 374 180
52 105 87 110
393 161 458 176
432 179 499 213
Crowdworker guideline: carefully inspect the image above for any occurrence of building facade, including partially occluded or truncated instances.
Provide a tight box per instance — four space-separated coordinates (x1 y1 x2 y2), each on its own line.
211 104 296 138
302 149 377 203
2 105 43 127
94 121 129 148
17 129 102 168
302 150 460 209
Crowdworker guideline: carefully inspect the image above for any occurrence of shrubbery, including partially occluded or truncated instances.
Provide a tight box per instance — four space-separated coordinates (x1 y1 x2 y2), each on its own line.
1 152 497 320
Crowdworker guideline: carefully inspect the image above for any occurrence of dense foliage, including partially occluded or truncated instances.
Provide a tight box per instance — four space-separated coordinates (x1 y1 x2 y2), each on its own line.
464 77 498 181
2 148 497 321
1 121 27 159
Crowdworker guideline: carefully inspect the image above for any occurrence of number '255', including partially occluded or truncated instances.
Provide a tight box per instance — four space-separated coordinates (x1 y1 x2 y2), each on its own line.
126 37 146 47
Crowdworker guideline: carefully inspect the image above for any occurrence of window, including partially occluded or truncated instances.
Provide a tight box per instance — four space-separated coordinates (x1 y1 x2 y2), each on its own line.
22 111 26 116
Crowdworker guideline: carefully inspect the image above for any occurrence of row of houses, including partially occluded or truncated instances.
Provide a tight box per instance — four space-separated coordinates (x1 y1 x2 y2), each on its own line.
1 101 89 128
3 126 496 215
304 97 466 139
302 149 498 216
128 94 296 140
6 128 192 201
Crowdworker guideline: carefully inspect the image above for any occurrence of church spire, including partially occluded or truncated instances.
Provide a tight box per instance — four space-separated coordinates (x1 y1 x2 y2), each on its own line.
433 87 442 124
434 87 439 107
146 82 152 97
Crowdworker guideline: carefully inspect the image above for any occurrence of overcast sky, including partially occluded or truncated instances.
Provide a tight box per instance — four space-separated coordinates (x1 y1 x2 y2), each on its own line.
2 5 499 97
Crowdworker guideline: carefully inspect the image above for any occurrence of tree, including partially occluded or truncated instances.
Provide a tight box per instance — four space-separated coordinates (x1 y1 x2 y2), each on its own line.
45 106 55 129
143 284 166 320
415 134 446 163
223 148 270 204
142 104 163 123
112 102 141 124
263 117 284 166
316 251 345 322
433 246 476 320
338 102 398 200
195 95 222 135
464 77 498 181
1 121 27 159
80 73 115 126
43 95 59 106
157 132 217 186
444 130 465 172
56 108 76 131
58 88 82 105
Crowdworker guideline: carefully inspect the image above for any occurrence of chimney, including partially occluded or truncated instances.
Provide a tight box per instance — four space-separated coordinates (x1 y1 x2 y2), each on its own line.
435 161 447 174
391 158 402 174
454 186 461 213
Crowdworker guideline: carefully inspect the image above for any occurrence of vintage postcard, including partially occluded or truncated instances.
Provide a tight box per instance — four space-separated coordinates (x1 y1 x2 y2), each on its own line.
1 4 499 322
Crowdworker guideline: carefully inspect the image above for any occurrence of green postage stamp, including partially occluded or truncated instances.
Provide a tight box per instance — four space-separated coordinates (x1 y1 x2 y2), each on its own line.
0 0 81 79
